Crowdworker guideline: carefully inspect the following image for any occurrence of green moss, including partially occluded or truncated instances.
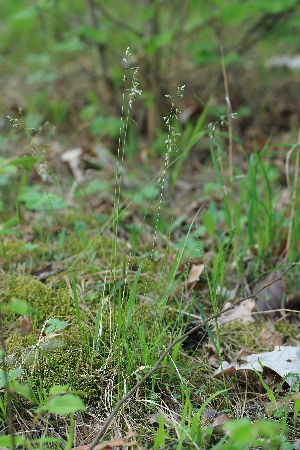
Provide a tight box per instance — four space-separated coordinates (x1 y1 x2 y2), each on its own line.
57 233 86 257
274 320 298 340
0 239 50 268
5 331 104 403
28 345 104 402
219 321 260 352
0 274 75 324
5 332 34 355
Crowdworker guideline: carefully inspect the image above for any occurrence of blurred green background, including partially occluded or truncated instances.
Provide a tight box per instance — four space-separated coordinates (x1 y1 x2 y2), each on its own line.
1 0 300 154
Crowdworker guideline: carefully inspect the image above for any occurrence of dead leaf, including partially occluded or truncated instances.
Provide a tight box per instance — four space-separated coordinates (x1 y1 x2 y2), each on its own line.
187 263 204 284
254 272 286 313
31 264 55 281
82 142 116 171
211 413 231 428
257 324 283 348
266 392 300 415
206 340 222 368
175 257 206 291
61 148 85 183
16 316 33 336
70 432 137 450
16 316 41 337
177 258 203 275
204 409 231 433
213 362 237 377
215 299 255 327
286 292 300 310
214 346 300 388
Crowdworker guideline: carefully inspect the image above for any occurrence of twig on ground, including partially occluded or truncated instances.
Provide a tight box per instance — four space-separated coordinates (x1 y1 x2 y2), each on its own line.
86 263 296 450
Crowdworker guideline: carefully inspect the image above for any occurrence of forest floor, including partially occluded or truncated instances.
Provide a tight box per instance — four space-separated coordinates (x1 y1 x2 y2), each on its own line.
0 50 300 450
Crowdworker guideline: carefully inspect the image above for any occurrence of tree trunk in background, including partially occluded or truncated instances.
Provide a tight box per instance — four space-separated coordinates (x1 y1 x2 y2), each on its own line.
87 0 117 114
143 0 162 141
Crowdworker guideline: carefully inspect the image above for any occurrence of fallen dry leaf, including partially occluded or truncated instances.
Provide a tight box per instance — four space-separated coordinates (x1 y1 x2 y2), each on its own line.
61 148 85 183
206 340 222 368
187 263 204 284
16 316 33 337
204 408 231 427
176 257 206 291
70 432 137 450
286 291 300 310
257 324 283 348
266 392 300 415
254 272 286 313
16 316 41 337
214 346 300 388
211 413 231 428
31 264 55 281
215 299 255 327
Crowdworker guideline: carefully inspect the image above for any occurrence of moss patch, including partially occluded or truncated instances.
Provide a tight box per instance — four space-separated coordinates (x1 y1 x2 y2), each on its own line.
0 239 50 269
0 274 75 324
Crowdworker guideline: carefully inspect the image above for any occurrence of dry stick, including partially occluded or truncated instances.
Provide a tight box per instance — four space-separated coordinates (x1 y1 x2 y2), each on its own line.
286 127 300 261
86 263 296 450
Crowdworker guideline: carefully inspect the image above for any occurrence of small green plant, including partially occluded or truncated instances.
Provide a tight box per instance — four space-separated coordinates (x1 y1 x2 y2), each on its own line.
221 418 292 450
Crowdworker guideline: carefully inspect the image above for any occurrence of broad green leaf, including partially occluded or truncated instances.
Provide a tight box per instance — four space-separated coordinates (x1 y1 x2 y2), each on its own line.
46 394 85 415
12 380 36 403
0 435 26 448
254 420 284 436
0 217 19 229
10 156 38 169
224 419 256 445
0 368 23 388
0 217 19 236
45 318 67 334
90 116 122 138
12 6 38 21
259 0 297 13
18 186 68 211
23 243 39 250
49 385 69 396
4 297 32 315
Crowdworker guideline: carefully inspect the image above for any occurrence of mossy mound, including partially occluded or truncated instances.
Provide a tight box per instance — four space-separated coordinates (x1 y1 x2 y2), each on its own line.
5 330 104 403
1 274 75 324
0 239 50 269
